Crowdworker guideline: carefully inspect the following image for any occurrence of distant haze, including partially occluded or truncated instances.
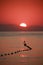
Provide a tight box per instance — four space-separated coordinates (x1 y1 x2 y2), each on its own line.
0 24 43 31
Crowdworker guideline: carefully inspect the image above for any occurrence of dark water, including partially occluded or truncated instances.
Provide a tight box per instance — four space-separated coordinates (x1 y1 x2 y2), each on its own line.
0 32 43 65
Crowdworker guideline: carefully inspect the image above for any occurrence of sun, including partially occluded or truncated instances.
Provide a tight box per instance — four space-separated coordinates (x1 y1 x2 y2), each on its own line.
19 23 27 27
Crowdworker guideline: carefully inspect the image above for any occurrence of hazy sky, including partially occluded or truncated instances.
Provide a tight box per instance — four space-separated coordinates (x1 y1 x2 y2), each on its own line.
0 0 43 26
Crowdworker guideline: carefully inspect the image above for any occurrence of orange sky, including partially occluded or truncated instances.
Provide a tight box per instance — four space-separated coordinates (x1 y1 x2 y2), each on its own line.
0 0 43 26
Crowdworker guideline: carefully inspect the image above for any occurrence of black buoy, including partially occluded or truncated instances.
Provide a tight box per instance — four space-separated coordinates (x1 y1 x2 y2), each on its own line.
16 50 20 53
11 52 14 55
0 54 3 57
8 53 10 55
14 52 17 54
29 47 32 50
24 41 27 46
4 53 7 56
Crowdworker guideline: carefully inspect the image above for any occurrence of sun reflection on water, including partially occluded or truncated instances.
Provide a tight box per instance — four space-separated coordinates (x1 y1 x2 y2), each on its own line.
19 54 27 57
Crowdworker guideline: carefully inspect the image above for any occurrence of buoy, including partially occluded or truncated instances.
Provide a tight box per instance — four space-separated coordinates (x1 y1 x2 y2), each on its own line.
8 53 10 55
11 52 14 55
1 54 3 56
14 52 16 54
4 53 7 56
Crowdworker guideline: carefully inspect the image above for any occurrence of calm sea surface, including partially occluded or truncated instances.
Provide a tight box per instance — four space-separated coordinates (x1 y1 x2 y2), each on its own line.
0 32 43 65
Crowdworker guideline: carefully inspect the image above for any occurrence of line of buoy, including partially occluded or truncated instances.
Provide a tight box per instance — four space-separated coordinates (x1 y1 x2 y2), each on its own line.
0 41 32 57
0 49 31 57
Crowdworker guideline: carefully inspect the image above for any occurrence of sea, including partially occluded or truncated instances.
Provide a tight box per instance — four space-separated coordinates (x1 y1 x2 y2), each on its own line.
0 31 43 65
